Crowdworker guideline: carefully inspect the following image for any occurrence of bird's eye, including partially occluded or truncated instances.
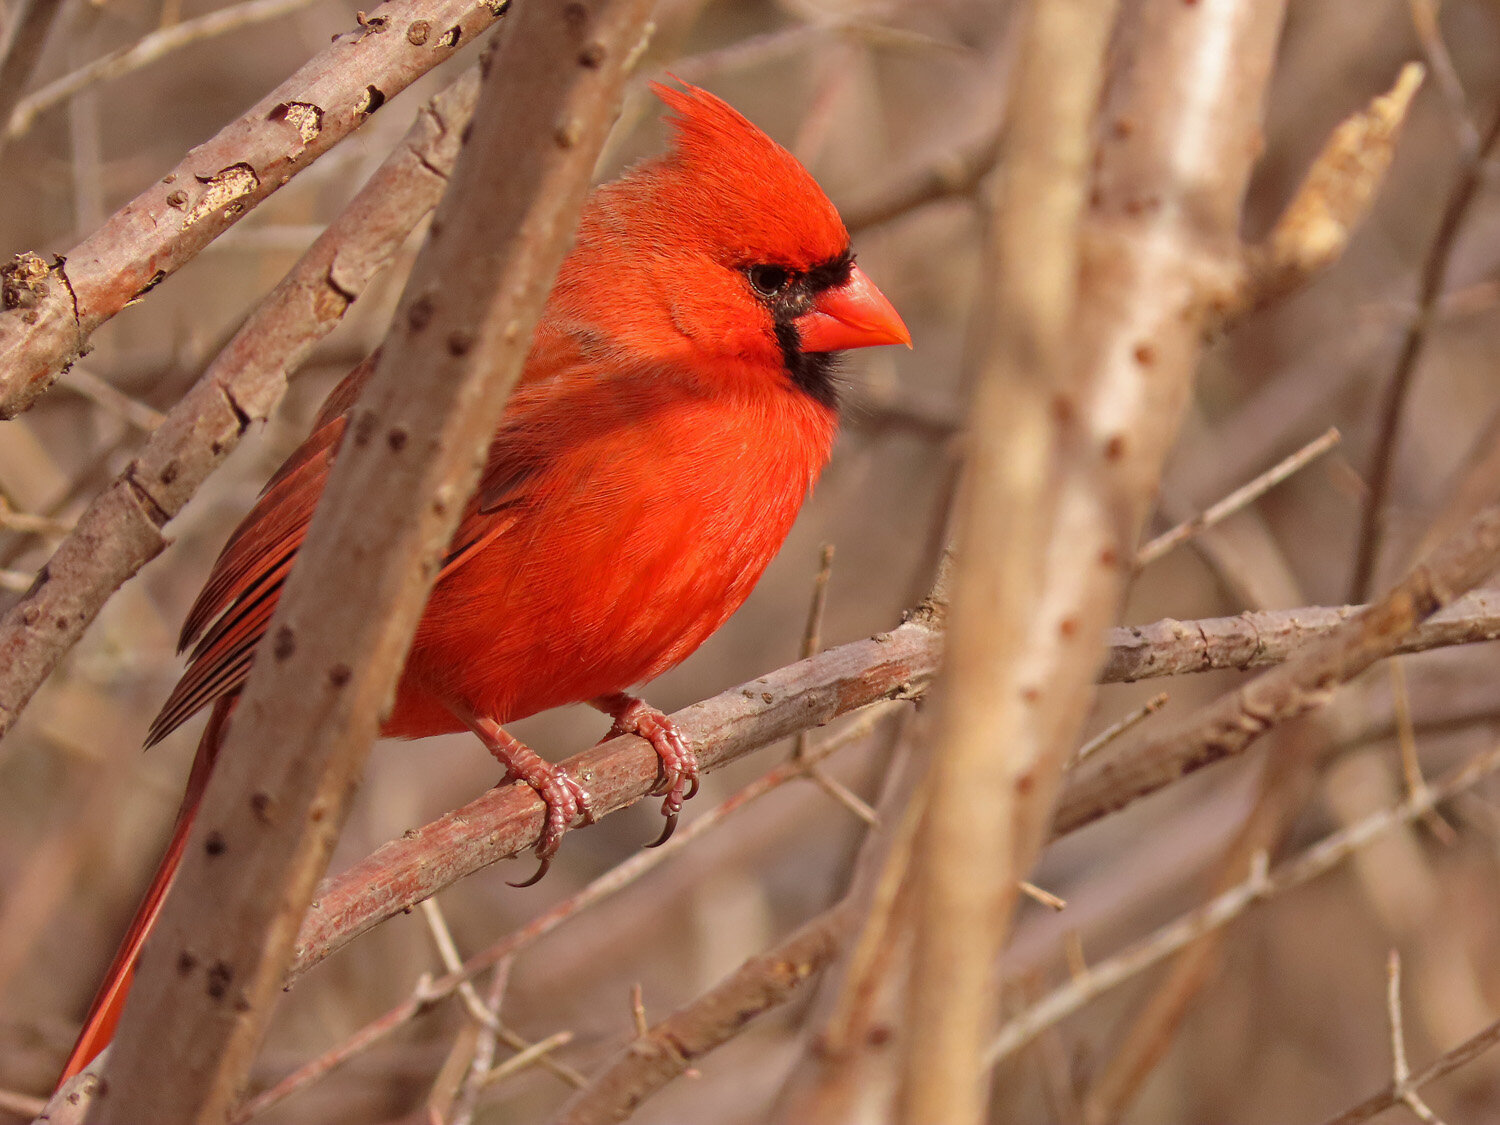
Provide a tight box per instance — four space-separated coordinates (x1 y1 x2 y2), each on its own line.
748 265 793 297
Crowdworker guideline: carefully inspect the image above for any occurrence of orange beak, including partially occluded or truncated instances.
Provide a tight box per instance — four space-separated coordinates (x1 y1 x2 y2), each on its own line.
795 263 912 353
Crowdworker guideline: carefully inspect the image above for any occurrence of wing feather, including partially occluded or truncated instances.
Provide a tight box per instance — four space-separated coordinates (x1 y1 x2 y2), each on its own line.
151 353 549 745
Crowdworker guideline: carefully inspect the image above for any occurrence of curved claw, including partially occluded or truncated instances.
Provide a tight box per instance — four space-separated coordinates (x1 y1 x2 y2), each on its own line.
509 854 552 888
590 693 701 842
463 712 592 888
646 809 679 849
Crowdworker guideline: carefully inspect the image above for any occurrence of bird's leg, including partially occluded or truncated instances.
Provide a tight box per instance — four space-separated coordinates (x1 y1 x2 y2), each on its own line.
462 712 592 887
589 692 700 847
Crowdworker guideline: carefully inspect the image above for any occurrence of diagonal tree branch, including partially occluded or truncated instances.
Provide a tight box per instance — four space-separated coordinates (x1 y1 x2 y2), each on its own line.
90 4 654 1120
550 903 852 1125
1057 502 1500 839
284 579 1500 984
0 0 505 419
0 66 479 742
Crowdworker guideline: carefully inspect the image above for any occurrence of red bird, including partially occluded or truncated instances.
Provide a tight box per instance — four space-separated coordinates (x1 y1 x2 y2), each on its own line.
59 81 908 1083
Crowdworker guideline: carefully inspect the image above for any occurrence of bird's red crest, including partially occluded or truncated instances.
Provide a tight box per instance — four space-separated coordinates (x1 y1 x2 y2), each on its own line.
645 80 850 270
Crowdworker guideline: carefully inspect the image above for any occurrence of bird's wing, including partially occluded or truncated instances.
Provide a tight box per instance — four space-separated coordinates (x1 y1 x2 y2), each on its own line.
147 354 553 746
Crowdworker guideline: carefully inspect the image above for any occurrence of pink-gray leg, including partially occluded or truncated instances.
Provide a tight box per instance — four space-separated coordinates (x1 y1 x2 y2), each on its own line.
462 711 592 887
590 692 700 846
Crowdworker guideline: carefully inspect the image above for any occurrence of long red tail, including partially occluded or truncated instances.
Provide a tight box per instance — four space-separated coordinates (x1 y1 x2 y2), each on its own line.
57 698 232 1084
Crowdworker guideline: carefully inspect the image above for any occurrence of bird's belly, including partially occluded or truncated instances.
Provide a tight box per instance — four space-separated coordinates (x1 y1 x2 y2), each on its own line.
383 476 801 738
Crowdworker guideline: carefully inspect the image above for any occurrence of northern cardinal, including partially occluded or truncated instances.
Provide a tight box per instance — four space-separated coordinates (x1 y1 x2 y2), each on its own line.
58 81 908 1084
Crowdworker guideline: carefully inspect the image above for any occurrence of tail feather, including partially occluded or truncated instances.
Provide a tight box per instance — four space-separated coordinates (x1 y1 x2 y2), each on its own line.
57 698 231 1085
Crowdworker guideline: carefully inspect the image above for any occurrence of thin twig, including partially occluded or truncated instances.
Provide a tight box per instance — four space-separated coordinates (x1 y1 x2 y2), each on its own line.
479 1032 575 1091
7 0 328 140
791 545 873 821
0 1085 45 1117
420 898 585 1094
0 569 33 592
989 739 1500 1064
420 899 500 1032
1389 658 1458 843
443 958 509 1125
1407 0 1478 156
0 0 64 148
1072 693 1167 764
1319 1019 1500 1125
1018 881 1067 912
551 904 852 1125
56 367 164 433
0 498 70 537
1350 99 1500 602
1136 428 1341 568
1386 950 1449 1125
236 704 904 1122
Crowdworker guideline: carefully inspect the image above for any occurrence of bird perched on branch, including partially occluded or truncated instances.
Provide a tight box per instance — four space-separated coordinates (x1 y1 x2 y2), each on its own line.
59 79 909 1084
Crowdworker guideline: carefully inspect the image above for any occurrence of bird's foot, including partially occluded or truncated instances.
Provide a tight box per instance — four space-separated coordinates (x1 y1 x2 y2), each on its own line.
591 692 700 846
465 714 593 886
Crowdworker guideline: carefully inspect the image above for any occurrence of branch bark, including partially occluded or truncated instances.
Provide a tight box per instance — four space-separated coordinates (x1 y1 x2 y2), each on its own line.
0 67 479 742
898 0 1118 1120
280 582 1500 983
1057 503 1500 839
88 4 653 1120
0 0 504 419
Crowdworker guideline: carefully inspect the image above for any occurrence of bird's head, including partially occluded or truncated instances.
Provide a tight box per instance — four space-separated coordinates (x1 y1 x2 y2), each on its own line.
550 80 910 406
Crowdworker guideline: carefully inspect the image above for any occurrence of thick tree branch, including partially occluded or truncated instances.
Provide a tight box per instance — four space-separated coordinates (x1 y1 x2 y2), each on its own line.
90 4 653 1120
290 615 940 978
0 67 479 741
0 0 504 419
1058 503 1500 838
898 0 1118 1120
281 582 1500 983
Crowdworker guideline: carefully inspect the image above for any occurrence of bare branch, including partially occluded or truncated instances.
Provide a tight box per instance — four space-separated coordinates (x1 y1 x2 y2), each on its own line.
1385 951 1449 1125
1240 64 1425 314
1136 428 1341 568
0 0 505 419
91 5 653 1120
1319 1019 1500 1125
238 704 903 1122
842 127 1000 235
7 0 329 140
0 0 64 142
989 737 1500 1065
1072 692 1167 764
1350 92 1500 601
1098 589 1500 682
898 0 1119 1117
279 580 1500 986
550 904 850 1125
289 620 939 979
1058 503 1500 839
0 66 479 742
